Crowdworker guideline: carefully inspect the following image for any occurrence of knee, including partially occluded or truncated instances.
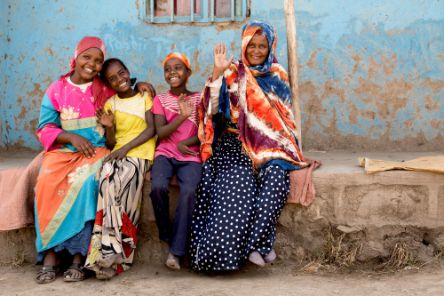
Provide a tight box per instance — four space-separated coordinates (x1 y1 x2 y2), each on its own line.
179 183 198 201
150 181 169 200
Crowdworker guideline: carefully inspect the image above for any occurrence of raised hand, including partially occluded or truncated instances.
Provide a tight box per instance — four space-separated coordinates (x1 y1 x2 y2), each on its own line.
97 109 114 128
212 43 233 81
178 94 193 118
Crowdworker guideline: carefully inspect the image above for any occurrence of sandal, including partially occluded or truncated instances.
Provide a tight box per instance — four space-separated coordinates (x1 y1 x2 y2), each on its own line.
36 265 57 284
63 263 85 282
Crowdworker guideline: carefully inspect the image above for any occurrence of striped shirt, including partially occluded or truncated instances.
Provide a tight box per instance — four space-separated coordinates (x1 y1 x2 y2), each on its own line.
152 91 201 163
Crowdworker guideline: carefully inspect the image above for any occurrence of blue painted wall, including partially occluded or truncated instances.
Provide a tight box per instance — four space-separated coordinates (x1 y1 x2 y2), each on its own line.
1 0 443 151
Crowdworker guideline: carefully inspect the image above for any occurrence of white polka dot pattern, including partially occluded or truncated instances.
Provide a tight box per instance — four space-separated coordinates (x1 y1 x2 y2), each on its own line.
190 132 289 272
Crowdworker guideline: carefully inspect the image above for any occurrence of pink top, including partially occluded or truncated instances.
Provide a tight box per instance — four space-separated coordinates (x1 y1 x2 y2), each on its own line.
152 91 201 163
37 77 114 151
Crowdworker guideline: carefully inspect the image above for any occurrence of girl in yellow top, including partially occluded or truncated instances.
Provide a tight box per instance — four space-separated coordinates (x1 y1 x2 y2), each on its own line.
85 58 156 280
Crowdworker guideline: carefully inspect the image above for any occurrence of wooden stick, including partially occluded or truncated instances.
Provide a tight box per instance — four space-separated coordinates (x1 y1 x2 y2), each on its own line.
284 0 302 150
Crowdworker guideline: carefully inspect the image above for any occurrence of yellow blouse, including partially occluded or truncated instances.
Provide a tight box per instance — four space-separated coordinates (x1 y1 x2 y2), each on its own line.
104 92 155 161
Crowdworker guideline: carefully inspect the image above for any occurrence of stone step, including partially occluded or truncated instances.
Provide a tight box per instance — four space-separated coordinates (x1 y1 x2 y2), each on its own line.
1 151 443 267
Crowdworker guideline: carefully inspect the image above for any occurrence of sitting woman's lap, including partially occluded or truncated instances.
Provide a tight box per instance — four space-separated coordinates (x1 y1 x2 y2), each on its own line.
191 133 289 271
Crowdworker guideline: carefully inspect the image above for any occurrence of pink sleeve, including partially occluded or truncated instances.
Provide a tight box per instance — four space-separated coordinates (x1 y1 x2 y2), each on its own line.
151 96 165 116
37 124 63 151
36 82 64 151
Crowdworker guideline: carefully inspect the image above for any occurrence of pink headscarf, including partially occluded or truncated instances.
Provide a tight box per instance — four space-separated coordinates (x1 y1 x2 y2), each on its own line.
69 36 107 72
62 36 112 109
163 52 192 71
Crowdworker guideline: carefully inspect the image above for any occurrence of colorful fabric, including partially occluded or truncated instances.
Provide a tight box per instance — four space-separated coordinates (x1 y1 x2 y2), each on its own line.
152 91 201 163
241 21 277 73
69 36 107 72
37 221 94 262
104 92 156 160
190 133 289 272
198 21 305 169
63 36 113 110
37 77 108 151
34 148 109 253
35 36 112 257
163 52 192 71
85 157 148 274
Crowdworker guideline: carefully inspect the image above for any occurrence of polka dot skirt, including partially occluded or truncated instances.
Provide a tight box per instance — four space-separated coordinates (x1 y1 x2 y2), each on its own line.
190 132 289 272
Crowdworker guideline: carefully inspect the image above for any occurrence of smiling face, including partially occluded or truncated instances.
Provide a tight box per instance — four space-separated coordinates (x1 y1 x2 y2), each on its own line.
246 33 269 66
71 47 104 84
104 61 132 95
163 58 190 89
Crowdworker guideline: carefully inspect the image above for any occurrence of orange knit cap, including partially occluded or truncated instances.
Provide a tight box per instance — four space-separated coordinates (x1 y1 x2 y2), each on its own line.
163 52 192 71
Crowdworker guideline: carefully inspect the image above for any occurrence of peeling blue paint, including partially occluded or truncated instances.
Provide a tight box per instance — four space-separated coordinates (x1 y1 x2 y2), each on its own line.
1 0 443 151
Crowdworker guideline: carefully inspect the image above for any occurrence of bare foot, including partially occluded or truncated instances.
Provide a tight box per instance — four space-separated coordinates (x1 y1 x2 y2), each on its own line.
165 253 180 270
264 249 277 263
96 254 123 268
248 251 265 267
96 267 116 280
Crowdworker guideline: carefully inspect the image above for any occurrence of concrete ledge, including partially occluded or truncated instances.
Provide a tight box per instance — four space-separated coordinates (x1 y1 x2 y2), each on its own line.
1 151 443 266
277 151 444 264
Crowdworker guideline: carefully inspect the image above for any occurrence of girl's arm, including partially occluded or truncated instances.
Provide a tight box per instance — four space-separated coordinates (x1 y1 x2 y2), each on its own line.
177 135 199 156
155 94 193 139
97 109 116 149
106 110 156 161
104 125 116 149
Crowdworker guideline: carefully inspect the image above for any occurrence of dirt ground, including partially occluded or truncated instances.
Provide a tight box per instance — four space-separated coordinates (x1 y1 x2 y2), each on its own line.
1 261 444 296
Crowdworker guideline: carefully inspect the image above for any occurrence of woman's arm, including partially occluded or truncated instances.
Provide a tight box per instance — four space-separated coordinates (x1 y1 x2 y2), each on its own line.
208 43 233 115
37 93 97 157
55 132 96 158
211 43 233 81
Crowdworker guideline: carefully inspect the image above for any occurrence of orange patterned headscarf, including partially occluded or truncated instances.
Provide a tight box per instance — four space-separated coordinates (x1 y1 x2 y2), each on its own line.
199 21 305 169
241 21 277 73
163 52 192 71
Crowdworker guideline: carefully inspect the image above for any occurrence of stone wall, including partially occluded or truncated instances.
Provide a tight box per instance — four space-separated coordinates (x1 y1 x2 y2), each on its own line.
2 163 443 268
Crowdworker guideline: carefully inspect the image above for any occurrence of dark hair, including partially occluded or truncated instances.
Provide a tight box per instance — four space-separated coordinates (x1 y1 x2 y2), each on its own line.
100 58 137 86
